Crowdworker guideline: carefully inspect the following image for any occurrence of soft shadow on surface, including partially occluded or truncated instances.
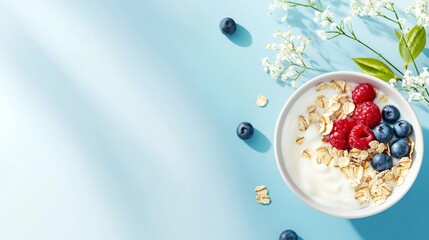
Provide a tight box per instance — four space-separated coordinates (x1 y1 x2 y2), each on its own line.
415 101 429 113
362 19 394 38
227 24 252 47
350 127 429 240
422 48 429 58
245 129 271 153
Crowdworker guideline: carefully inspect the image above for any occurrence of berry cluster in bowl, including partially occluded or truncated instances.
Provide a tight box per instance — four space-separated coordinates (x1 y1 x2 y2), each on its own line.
296 80 415 206
328 83 413 171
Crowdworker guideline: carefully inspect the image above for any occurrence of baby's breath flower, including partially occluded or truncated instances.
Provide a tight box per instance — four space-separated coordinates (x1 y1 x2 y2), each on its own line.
350 0 392 17
262 30 312 85
406 0 429 28
342 16 353 24
395 68 429 102
316 30 328 40
313 7 335 26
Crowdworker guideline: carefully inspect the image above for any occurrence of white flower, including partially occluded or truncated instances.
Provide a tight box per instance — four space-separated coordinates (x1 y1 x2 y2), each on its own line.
268 1 290 14
342 16 353 24
407 0 429 28
330 22 338 30
313 7 335 27
400 68 429 102
262 30 311 85
316 30 328 40
350 0 392 17
409 92 425 102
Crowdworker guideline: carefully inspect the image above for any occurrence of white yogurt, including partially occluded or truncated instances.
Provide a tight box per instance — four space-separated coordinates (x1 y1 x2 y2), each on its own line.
281 83 396 210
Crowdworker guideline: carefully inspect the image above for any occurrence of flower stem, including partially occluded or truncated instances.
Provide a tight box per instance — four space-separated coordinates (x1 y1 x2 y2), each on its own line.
341 32 404 75
425 87 429 99
380 14 397 24
305 66 329 72
391 4 420 75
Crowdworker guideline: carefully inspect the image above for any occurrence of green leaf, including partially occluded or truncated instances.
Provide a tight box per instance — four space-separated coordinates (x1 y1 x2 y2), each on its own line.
399 24 426 65
353 58 396 81
394 29 402 40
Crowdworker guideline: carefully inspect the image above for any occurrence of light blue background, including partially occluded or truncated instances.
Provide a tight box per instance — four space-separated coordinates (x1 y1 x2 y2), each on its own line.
0 0 428 239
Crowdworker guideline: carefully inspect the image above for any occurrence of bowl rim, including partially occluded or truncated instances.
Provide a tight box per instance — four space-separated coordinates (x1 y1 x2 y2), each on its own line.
274 71 424 219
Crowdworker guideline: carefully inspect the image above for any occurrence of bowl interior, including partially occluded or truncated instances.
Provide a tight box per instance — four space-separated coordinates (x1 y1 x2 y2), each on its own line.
274 71 424 218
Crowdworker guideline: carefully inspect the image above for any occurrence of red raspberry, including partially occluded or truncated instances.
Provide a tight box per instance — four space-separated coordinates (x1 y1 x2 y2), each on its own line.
353 102 381 128
352 83 376 104
349 124 374 150
329 118 356 150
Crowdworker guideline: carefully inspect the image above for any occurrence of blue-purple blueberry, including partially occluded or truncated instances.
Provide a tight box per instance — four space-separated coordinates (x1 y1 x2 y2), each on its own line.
373 123 394 143
394 120 413 138
391 138 410 158
220 18 237 35
382 105 400 123
236 122 254 140
279 229 298 240
371 153 393 172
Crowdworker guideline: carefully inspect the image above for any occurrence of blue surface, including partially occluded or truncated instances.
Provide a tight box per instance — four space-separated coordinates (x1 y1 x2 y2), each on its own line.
0 0 428 239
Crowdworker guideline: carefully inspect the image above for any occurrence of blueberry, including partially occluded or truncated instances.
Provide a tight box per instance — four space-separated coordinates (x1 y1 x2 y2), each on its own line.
220 17 237 36
371 153 393 172
391 138 410 158
394 120 413 138
236 122 254 140
382 105 400 123
372 123 393 143
279 229 298 240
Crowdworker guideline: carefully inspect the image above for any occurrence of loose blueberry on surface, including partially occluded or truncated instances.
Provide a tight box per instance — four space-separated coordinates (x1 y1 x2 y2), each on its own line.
371 153 393 172
382 105 400 123
394 120 413 138
279 229 298 240
373 123 394 143
236 122 254 140
220 17 237 36
391 138 410 158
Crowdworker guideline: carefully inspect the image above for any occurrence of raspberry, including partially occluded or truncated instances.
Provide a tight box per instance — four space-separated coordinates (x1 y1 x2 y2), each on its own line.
349 124 374 150
352 83 376 104
329 118 356 150
353 102 381 128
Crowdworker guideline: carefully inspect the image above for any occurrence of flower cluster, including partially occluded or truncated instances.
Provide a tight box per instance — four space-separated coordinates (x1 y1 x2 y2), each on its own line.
313 6 354 41
263 0 429 104
391 68 429 102
262 31 311 86
350 0 393 16
406 0 429 28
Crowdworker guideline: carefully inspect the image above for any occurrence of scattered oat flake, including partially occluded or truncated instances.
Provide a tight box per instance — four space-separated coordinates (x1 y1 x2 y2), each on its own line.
301 149 312 160
296 136 305 145
256 194 271 204
298 115 309 131
331 79 347 93
316 95 328 109
254 185 271 205
316 82 331 91
256 95 268 107
338 157 350 168
307 105 317 113
379 94 388 103
254 185 268 195
408 138 415 158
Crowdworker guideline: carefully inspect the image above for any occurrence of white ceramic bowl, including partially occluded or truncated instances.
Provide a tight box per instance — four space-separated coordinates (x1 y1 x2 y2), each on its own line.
274 71 424 218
